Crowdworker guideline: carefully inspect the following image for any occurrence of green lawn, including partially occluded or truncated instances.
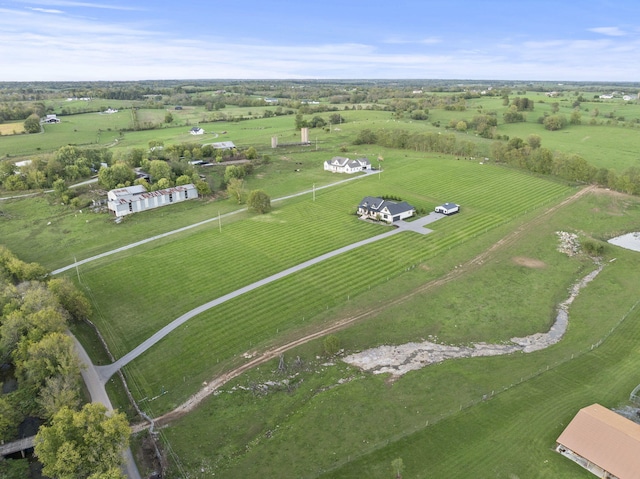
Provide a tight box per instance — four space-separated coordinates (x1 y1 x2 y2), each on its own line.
158 188 640 478
57 156 572 415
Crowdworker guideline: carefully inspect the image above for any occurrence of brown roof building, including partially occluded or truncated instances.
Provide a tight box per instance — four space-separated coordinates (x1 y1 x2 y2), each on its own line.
556 403 640 479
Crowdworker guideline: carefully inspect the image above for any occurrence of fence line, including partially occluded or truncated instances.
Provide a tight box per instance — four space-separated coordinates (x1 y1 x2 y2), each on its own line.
315 296 640 478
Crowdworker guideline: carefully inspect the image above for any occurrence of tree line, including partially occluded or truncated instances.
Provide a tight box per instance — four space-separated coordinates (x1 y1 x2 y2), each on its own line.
0 246 92 440
352 127 640 194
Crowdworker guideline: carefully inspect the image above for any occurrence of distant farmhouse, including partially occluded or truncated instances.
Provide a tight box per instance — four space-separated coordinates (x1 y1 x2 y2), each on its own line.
556 403 640 479
357 196 415 223
107 184 197 217
103 108 118 114
324 156 372 174
264 97 279 104
190 127 204 135
42 114 60 124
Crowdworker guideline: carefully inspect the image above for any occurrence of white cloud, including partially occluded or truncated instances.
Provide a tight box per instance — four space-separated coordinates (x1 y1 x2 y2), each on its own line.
383 36 441 45
589 26 627 37
27 7 63 13
2 6 640 82
12 0 143 11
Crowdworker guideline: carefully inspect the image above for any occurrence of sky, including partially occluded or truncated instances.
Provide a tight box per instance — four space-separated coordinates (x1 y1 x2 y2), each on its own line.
1 0 640 82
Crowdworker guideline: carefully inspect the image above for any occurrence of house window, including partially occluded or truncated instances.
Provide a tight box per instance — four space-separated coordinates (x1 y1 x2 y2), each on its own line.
169 193 173 203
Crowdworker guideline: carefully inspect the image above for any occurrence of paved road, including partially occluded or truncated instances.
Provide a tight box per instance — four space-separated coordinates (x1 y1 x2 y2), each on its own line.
51 170 377 275
72 336 142 479
94 211 444 382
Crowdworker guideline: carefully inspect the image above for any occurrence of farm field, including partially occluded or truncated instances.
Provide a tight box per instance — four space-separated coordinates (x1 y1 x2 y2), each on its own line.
0 110 131 156
157 187 640 478
61 156 574 416
4 83 640 479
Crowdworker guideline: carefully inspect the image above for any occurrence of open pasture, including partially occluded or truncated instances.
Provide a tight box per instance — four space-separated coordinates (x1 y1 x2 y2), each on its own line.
159 188 640 478
67 156 573 413
0 110 131 156
499 121 640 172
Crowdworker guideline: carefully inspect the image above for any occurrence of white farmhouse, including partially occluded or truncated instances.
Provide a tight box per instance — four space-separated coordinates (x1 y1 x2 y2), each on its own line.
357 196 415 223
324 156 372 174
107 184 197 217
42 114 61 124
190 127 204 135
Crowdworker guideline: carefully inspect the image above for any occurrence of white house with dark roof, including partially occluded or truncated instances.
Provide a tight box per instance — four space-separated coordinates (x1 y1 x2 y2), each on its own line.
357 196 415 223
42 114 60 124
324 156 372 174
190 126 204 135
107 184 197 217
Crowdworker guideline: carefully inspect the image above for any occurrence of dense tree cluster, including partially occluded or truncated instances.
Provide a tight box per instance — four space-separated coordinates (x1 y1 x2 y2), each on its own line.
35 403 130 479
1 145 112 191
0 246 91 441
0 101 46 122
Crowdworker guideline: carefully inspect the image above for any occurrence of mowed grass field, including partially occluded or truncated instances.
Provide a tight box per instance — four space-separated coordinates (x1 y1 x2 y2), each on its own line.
158 188 640 478
63 156 573 416
0 110 131 156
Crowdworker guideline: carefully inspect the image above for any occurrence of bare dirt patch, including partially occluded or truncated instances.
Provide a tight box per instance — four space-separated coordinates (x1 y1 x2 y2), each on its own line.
512 256 546 268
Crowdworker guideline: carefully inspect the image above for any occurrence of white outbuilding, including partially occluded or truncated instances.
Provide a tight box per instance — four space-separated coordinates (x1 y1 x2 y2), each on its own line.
435 203 460 215
107 184 197 217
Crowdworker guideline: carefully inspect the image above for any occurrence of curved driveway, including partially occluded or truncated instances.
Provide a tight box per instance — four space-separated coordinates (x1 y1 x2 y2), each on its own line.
94 211 444 382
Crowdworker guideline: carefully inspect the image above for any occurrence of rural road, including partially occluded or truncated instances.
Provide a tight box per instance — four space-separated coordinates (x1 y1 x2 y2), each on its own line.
72 336 142 479
52 169 378 275
95 211 445 382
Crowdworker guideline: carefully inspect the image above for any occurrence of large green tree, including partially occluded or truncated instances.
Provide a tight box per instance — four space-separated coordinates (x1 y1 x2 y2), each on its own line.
35 403 130 479
23 113 41 134
226 177 245 204
98 162 136 189
247 189 271 214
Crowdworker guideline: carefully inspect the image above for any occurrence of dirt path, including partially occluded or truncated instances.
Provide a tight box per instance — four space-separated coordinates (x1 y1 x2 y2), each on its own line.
140 185 596 430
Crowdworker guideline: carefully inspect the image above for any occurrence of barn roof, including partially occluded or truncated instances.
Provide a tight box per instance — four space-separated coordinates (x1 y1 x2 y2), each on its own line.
557 403 640 479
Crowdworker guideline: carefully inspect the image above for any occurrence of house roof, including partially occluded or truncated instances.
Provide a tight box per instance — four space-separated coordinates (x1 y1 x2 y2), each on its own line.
557 403 640 479
327 157 370 168
359 196 414 216
441 202 459 209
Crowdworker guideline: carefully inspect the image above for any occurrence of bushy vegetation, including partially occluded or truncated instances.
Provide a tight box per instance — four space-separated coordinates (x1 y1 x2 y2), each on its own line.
0 246 92 442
